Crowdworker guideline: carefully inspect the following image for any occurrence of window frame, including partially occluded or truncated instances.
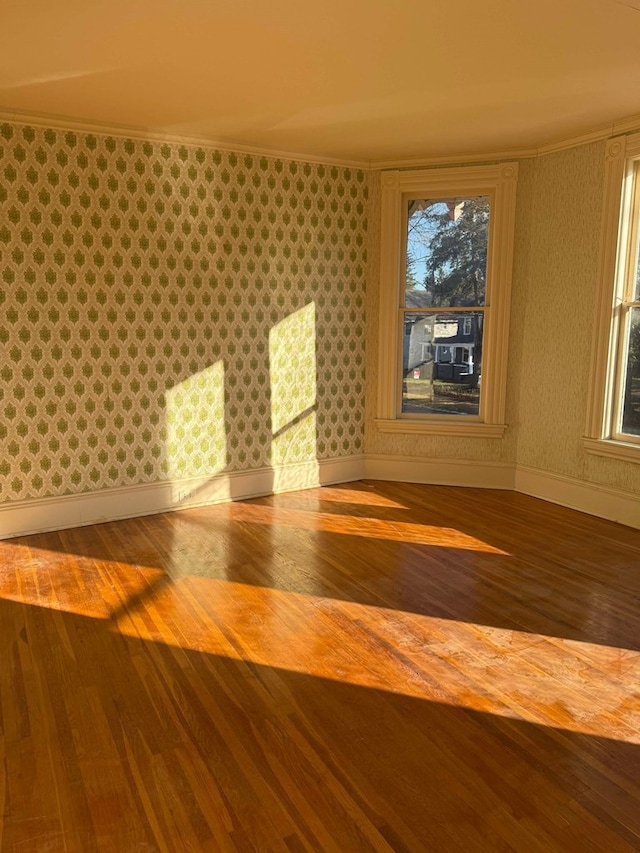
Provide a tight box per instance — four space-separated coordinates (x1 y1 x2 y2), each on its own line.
376 163 519 437
584 132 640 463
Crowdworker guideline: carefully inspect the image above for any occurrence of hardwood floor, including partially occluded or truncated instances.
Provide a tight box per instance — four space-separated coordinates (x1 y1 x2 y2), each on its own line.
1 481 640 851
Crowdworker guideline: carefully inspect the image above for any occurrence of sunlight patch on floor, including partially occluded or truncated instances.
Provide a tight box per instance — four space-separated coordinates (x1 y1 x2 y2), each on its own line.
3 538 639 744
227 501 509 553
0 542 164 618
111 576 640 745
289 486 409 509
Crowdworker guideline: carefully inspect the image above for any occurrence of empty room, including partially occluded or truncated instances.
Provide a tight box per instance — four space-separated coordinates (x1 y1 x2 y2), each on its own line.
2 0 640 850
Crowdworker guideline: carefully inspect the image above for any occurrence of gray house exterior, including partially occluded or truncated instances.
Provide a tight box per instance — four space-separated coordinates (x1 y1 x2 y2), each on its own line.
403 291 480 382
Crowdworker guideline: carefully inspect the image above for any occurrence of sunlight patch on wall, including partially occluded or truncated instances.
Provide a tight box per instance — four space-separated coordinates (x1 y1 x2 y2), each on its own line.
165 360 227 501
269 303 318 476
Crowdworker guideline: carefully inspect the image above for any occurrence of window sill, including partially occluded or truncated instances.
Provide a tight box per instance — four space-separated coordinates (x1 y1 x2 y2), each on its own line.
583 437 640 464
375 418 506 438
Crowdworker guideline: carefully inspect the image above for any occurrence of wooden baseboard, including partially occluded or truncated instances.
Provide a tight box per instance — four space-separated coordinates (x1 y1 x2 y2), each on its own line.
515 465 640 531
0 455 365 540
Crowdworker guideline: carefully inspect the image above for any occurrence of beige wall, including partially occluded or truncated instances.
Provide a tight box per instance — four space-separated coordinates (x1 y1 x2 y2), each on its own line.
514 141 639 495
513 143 604 478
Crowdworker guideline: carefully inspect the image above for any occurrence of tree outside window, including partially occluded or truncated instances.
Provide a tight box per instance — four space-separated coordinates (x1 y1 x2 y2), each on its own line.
402 196 489 416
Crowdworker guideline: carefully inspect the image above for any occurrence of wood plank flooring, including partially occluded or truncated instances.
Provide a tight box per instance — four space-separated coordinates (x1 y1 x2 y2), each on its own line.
1 481 640 851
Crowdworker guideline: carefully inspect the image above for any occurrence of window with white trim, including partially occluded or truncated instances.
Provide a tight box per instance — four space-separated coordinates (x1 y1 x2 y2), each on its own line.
376 163 518 437
585 133 640 463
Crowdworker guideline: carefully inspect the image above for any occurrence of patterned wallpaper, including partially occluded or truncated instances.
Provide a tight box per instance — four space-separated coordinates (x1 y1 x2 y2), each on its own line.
0 122 369 503
513 143 604 478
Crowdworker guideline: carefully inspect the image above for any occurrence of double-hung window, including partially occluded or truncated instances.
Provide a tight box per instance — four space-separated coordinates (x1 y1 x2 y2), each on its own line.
376 163 518 436
585 133 640 462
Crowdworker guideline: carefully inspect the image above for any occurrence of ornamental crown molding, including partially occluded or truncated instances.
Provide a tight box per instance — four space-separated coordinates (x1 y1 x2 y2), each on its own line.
371 113 640 171
0 105 369 171
3 105 640 173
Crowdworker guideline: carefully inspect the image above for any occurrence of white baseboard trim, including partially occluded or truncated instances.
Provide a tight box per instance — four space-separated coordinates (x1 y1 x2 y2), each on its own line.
515 465 640 531
364 454 516 489
0 455 365 540
4 454 638 539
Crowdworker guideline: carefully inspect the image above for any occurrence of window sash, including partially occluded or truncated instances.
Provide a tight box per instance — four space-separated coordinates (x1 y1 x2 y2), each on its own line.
398 191 490 420
612 302 640 443
402 194 490 311
609 159 640 443
397 308 486 419
585 136 640 461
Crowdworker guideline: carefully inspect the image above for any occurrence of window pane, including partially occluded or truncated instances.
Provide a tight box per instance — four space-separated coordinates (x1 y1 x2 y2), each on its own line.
634 164 640 302
402 312 483 416
620 307 640 436
405 196 490 309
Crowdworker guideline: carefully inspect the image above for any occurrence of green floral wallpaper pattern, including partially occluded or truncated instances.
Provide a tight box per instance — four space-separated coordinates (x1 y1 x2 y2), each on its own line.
0 123 368 502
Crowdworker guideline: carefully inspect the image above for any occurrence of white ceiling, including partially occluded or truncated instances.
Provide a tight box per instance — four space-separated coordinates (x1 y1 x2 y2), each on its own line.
2 0 640 164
